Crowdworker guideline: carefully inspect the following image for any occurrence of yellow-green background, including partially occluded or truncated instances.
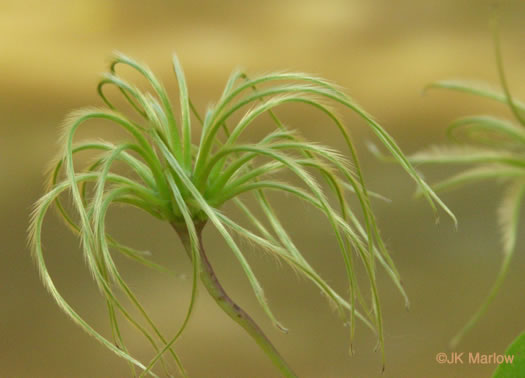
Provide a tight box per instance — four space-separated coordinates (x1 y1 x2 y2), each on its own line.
2 1 524 377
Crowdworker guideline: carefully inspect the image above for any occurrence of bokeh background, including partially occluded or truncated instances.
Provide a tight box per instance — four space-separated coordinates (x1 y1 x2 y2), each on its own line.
2 0 525 377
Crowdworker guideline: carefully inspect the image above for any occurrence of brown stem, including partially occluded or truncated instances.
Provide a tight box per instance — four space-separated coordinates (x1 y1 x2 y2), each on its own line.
172 222 297 377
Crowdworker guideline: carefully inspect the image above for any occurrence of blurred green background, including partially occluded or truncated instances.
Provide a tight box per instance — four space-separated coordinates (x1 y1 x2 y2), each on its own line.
2 0 525 377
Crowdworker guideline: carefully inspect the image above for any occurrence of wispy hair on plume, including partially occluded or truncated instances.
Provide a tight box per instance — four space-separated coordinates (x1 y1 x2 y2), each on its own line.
29 51 452 376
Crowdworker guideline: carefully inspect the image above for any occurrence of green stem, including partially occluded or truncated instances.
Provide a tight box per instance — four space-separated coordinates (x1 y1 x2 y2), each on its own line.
173 222 297 378
449 251 513 349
